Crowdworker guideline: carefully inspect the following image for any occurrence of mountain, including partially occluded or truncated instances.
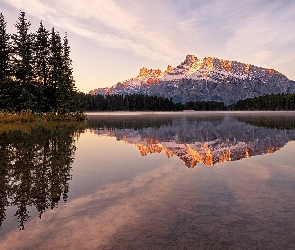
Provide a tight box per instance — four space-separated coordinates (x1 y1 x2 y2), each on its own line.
90 55 295 105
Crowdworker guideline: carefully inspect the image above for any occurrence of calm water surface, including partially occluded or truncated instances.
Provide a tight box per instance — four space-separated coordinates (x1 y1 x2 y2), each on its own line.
1 112 295 249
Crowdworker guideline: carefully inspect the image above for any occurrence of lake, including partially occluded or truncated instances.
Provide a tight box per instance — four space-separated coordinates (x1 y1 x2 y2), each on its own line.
1 111 295 249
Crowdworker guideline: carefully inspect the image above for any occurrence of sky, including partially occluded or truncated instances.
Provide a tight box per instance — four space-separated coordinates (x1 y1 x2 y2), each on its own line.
1 0 295 93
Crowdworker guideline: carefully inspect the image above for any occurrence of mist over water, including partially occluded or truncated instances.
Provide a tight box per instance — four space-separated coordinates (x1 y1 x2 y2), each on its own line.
1 112 295 249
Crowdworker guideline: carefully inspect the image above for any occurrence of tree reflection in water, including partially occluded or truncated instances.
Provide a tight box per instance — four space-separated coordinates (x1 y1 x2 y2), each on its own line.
0 123 86 230
2 112 295 231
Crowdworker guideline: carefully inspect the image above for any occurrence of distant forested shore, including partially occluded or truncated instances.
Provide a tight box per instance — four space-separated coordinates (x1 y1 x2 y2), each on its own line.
75 92 295 112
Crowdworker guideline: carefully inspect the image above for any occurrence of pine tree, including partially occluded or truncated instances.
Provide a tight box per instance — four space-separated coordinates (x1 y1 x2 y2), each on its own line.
34 21 50 111
11 11 37 111
57 32 75 113
0 11 78 113
48 28 63 112
0 12 12 110
0 12 10 81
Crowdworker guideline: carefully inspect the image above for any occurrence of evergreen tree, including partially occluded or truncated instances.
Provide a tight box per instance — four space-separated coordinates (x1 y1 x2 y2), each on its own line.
11 11 37 111
0 12 10 81
0 12 13 110
48 28 63 112
57 32 75 113
34 21 50 111
0 11 79 114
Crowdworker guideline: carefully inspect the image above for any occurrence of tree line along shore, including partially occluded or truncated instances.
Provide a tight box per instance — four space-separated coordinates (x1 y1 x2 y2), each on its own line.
74 92 295 112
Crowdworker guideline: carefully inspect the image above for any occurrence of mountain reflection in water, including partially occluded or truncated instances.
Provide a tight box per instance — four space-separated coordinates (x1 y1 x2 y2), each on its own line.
1 112 295 234
87 113 295 167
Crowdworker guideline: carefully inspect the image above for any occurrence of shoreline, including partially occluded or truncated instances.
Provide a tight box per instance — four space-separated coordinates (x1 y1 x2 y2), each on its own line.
0 111 87 123
86 110 295 116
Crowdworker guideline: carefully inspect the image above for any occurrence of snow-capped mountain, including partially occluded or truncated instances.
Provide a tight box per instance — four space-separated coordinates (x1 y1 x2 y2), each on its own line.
90 55 295 105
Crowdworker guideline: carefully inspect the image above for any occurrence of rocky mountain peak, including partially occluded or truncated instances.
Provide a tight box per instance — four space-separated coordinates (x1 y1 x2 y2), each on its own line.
91 54 294 105
183 54 198 64
136 67 161 79
164 65 174 74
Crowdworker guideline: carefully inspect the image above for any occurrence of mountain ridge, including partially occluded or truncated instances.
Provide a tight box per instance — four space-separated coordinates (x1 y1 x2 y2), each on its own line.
90 55 295 105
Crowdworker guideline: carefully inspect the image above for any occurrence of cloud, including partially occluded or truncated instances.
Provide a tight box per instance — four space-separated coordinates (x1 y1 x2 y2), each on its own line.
0 165 181 249
172 0 295 71
5 0 185 62
4 0 295 80
225 1 295 65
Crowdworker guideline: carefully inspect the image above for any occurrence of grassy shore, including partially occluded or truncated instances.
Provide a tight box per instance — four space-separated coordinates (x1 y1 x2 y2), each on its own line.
0 110 87 123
